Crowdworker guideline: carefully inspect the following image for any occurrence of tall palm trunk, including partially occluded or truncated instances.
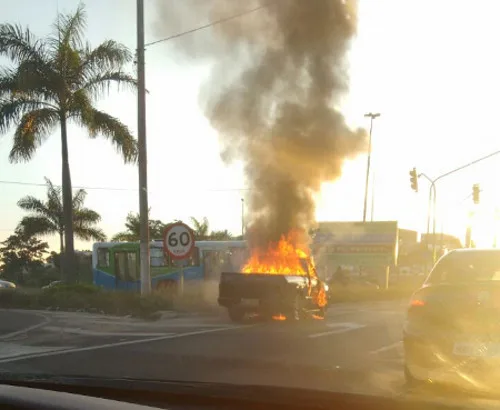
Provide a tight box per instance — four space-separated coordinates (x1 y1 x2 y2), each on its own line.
59 231 64 255
60 115 76 282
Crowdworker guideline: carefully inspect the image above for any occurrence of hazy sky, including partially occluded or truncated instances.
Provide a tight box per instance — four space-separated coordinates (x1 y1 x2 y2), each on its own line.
1 0 500 250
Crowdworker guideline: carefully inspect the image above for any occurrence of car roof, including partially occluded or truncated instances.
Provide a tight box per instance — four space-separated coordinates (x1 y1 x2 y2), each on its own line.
446 248 500 255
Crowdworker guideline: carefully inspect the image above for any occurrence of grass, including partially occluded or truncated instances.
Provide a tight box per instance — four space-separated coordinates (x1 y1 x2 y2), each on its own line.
0 283 174 320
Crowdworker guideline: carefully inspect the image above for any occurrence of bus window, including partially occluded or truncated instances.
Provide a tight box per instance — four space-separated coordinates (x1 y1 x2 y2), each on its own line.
114 251 139 282
150 248 167 267
203 250 219 280
127 252 138 281
229 247 249 271
185 247 200 266
97 248 110 268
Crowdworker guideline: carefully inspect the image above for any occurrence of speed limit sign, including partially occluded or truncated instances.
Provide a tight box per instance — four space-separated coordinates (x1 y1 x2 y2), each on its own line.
163 222 195 260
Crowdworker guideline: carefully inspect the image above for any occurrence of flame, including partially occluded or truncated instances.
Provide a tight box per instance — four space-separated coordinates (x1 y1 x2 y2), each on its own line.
242 232 310 275
272 314 287 321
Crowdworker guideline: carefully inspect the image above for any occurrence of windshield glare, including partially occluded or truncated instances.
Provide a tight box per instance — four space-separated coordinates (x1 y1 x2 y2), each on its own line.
2 1 500 409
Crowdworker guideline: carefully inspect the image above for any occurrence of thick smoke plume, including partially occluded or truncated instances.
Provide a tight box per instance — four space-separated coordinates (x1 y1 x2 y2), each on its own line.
154 0 366 249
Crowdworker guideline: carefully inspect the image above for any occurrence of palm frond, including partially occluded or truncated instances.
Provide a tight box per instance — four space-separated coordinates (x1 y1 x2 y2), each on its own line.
8 108 59 162
80 70 137 101
72 188 87 209
0 98 55 134
76 108 137 163
111 231 138 242
74 225 106 242
18 215 59 237
74 207 101 224
0 23 45 62
0 65 58 106
44 178 63 229
17 196 51 215
56 3 87 50
80 40 132 78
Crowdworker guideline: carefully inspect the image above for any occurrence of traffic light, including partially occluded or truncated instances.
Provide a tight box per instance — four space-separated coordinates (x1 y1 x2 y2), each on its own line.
409 168 418 192
472 183 480 204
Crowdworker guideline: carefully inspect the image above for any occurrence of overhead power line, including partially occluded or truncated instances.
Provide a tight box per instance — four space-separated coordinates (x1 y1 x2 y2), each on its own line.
0 179 249 192
145 5 267 48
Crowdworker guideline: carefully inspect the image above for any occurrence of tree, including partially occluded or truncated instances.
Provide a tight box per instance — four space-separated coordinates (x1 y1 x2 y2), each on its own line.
17 177 106 253
209 230 233 241
0 228 49 284
190 217 209 240
112 212 167 242
0 4 137 281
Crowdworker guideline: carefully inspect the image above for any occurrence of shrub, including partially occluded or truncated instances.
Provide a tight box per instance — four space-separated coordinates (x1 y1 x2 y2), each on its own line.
0 286 174 319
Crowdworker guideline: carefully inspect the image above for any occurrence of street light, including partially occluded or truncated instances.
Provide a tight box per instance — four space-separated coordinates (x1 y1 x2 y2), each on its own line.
363 112 380 223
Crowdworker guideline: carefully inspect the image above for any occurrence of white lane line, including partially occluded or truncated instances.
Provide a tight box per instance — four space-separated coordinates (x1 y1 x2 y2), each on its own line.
0 324 255 364
0 342 73 359
308 323 365 338
370 341 402 355
0 313 50 340
42 326 176 337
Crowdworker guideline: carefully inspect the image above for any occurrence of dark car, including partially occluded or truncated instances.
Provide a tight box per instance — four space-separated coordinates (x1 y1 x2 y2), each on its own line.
404 248 500 391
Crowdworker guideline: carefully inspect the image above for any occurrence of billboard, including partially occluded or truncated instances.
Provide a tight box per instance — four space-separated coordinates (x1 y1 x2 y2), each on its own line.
312 221 399 267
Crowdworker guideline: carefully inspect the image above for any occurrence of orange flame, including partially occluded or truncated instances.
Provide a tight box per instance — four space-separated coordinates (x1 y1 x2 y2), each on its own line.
242 232 310 275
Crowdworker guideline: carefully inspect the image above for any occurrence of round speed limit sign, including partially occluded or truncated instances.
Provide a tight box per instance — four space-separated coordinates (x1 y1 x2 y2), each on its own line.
163 222 195 260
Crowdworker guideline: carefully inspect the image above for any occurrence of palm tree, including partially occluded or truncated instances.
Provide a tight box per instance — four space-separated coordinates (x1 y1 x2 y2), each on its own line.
112 212 167 242
209 230 233 241
0 4 137 281
190 217 209 240
17 177 106 254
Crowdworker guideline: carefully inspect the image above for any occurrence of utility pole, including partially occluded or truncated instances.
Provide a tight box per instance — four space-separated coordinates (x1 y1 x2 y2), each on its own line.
137 0 151 295
363 112 380 222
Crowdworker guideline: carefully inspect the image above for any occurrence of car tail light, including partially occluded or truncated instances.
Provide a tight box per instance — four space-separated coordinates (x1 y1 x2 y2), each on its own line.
410 298 425 307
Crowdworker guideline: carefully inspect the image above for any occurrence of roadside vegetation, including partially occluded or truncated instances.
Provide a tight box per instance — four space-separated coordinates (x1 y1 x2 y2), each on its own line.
0 283 173 320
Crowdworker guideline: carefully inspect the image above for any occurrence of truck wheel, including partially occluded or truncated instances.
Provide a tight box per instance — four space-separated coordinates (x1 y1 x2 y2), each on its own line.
228 306 245 323
314 307 326 320
289 294 303 321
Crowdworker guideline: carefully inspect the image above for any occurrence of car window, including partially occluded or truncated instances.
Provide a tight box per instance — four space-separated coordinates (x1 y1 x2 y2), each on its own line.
427 253 500 284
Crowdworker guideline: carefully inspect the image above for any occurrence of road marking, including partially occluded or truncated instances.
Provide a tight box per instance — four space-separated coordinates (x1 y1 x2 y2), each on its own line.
0 342 71 359
59 328 175 337
308 322 365 338
370 341 402 354
0 313 50 341
43 326 176 337
0 324 255 364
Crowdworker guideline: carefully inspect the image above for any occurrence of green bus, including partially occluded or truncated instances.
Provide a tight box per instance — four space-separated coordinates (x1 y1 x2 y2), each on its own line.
92 240 248 291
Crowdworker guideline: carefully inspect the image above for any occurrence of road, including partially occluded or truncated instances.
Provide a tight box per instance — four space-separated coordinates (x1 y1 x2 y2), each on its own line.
0 301 408 396
4 301 500 409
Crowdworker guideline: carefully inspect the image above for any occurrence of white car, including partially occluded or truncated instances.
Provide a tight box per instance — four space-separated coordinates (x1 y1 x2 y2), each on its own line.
0 280 16 289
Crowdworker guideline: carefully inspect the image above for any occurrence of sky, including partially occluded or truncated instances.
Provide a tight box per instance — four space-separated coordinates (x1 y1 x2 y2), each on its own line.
1 0 500 251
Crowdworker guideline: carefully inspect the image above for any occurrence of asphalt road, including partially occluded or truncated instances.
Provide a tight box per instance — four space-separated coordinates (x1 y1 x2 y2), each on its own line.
0 302 406 394
0 301 489 405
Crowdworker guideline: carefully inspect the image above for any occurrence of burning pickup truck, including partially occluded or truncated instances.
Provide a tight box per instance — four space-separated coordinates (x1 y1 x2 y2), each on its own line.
217 236 329 322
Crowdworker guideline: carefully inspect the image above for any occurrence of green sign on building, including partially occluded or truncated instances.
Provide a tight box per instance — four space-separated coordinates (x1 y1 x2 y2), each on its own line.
312 221 399 268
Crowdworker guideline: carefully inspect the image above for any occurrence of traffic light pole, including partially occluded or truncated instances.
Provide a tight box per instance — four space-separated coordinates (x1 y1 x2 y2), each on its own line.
417 149 500 263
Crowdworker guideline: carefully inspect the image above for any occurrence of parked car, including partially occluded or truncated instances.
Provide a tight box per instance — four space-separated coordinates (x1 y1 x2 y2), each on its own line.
0 280 16 290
